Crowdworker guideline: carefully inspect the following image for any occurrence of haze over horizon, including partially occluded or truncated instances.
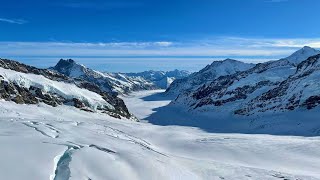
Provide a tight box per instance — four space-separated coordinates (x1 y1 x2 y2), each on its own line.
1 0 319 72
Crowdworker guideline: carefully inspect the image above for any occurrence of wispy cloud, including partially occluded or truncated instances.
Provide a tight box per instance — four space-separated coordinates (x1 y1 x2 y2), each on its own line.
61 1 143 10
0 18 28 24
0 37 319 59
265 0 289 3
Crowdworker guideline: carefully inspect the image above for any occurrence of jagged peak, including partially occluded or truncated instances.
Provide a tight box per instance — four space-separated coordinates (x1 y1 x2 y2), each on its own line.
54 59 77 68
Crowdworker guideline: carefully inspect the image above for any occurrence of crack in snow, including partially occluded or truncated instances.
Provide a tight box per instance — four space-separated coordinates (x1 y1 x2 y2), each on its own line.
22 122 56 138
52 146 80 180
89 144 116 154
102 125 167 156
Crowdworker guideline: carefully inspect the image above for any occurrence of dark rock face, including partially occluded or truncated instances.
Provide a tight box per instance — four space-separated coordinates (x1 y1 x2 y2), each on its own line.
53 59 76 76
72 98 85 108
302 96 320 109
0 58 133 119
0 80 62 106
194 80 277 109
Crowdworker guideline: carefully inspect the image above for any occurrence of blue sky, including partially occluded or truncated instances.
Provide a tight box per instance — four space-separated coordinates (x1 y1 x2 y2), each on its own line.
0 0 319 72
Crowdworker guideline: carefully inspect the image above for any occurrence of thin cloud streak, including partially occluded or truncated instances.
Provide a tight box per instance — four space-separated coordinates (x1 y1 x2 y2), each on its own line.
61 2 143 10
265 0 289 3
0 37 319 58
0 18 28 24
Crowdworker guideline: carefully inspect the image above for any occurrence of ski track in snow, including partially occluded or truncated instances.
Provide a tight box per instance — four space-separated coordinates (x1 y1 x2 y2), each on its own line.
0 91 319 179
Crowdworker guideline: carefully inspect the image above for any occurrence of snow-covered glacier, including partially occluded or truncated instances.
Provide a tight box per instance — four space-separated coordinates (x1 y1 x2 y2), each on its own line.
1 90 320 180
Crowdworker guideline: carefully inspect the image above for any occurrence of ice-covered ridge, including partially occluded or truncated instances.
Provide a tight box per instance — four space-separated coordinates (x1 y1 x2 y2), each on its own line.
0 67 113 110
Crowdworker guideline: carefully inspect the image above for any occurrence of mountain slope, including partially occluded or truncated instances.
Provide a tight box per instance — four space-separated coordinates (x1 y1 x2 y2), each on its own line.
166 59 254 96
0 58 134 119
52 59 158 94
236 54 320 115
172 59 295 111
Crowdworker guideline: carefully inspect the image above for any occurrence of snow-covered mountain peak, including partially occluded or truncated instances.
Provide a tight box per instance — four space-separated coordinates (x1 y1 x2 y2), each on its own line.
166 58 254 96
200 59 253 74
285 46 320 65
52 59 158 94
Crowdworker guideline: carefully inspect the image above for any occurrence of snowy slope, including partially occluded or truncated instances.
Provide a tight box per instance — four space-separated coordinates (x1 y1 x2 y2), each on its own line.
284 46 320 65
52 59 158 94
0 67 113 110
1 91 320 179
174 59 294 111
166 59 254 96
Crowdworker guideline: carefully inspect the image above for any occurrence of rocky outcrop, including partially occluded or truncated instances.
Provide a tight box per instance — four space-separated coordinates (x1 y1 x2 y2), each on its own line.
0 79 62 106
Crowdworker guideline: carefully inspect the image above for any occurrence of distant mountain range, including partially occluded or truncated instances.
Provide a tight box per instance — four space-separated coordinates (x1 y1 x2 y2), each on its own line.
125 69 191 89
168 46 320 116
52 59 190 94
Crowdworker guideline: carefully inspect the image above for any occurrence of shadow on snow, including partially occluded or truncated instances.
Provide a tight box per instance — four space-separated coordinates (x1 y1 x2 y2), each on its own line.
141 92 320 137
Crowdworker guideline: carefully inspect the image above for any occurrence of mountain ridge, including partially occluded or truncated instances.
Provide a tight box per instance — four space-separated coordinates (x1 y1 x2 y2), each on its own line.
166 58 255 96
170 47 320 117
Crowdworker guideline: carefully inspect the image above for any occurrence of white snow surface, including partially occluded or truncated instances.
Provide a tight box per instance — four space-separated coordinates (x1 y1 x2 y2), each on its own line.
0 67 113 110
1 90 320 180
